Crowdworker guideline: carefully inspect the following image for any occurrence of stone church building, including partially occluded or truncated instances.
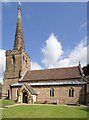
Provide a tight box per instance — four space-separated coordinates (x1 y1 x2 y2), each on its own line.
2 5 88 104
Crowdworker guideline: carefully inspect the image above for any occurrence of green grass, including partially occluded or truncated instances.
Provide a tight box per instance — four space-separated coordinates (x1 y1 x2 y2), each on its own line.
2 105 88 118
0 99 16 107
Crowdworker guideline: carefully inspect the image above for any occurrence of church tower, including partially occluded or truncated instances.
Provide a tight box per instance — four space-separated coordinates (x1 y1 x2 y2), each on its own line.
2 5 31 99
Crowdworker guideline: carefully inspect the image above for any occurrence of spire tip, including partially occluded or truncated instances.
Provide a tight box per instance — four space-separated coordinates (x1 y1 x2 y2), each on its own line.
18 2 21 10
19 2 21 5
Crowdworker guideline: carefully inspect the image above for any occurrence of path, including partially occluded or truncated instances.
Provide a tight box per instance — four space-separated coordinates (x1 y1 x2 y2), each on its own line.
0 103 87 110
0 103 65 110
0 103 27 110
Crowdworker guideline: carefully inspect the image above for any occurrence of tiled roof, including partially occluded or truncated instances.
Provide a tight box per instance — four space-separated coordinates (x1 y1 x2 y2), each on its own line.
20 66 82 82
24 84 37 95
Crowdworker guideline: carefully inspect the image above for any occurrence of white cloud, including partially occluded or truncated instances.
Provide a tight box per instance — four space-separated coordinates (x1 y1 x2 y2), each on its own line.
58 37 87 67
0 34 87 83
0 49 6 83
31 61 43 70
42 34 87 68
68 38 87 66
41 33 63 68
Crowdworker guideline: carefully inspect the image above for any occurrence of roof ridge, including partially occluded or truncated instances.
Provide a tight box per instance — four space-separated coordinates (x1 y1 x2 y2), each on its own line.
31 66 79 72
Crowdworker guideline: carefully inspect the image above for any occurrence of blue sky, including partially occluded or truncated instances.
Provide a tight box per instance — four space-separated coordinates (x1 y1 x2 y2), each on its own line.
0 2 87 82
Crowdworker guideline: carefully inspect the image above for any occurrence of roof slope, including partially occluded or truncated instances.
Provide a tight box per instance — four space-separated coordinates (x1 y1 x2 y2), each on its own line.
24 84 37 95
20 66 82 82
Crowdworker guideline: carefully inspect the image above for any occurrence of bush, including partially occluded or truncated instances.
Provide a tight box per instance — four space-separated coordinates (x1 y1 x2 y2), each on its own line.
44 100 47 104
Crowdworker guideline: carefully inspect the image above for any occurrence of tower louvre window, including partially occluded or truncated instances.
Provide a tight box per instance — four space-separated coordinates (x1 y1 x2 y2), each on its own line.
12 54 15 64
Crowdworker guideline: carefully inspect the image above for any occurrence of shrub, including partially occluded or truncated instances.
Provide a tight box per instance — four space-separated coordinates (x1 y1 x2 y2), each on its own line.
44 100 47 104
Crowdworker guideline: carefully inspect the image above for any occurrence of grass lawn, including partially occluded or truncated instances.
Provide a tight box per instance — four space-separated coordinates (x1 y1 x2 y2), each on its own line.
2 105 88 118
0 99 16 107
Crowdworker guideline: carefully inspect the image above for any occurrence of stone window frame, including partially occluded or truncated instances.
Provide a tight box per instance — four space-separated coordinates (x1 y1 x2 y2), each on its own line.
50 88 55 97
69 87 74 97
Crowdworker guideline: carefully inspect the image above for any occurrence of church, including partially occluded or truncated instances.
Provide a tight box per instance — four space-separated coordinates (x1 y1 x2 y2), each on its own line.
2 5 88 105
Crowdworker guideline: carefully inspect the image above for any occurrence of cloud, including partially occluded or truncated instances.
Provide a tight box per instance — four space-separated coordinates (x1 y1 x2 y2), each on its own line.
0 34 87 83
0 49 6 83
31 62 43 70
59 37 87 67
41 33 63 67
42 34 87 68
68 37 87 65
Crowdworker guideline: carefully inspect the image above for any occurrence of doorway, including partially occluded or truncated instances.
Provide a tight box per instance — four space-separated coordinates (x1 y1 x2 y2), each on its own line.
23 92 28 103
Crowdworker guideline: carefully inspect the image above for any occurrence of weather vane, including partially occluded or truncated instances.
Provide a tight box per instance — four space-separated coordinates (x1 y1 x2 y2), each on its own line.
18 2 21 5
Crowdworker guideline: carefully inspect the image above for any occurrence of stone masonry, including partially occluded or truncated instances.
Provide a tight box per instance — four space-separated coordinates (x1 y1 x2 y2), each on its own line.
2 6 31 99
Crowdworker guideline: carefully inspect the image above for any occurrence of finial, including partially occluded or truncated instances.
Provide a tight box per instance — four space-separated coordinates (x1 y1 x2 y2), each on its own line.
18 2 21 10
19 2 21 5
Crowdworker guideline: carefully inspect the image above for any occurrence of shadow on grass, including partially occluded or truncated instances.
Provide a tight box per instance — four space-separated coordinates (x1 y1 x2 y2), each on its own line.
79 106 89 119
79 107 89 112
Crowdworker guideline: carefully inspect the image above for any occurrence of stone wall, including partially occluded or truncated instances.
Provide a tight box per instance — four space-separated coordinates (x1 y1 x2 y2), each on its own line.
11 87 19 101
2 78 19 99
6 84 86 104
33 85 86 104
2 49 31 99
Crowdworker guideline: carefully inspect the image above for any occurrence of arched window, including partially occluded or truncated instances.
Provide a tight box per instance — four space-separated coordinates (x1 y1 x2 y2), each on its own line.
69 89 71 97
69 87 74 97
12 54 15 64
72 88 74 97
50 88 54 97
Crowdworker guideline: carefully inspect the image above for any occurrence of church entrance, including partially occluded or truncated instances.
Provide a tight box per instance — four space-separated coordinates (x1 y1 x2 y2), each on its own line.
23 92 28 103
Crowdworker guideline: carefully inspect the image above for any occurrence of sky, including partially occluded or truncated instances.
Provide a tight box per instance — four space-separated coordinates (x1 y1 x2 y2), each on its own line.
0 2 87 83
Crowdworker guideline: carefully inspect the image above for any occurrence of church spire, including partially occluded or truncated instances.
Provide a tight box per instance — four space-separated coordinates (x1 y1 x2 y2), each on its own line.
14 4 25 51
